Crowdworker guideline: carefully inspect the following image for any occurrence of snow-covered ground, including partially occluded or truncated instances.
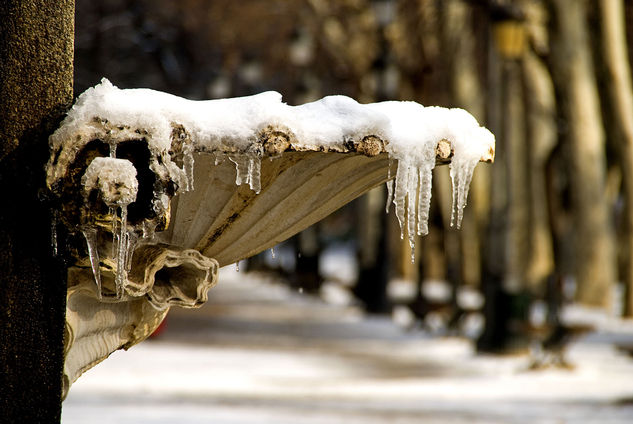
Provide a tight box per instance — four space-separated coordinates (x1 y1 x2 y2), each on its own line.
62 268 633 423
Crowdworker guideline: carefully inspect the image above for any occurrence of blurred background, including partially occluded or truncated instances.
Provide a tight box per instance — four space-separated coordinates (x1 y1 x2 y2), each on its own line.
64 0 633 422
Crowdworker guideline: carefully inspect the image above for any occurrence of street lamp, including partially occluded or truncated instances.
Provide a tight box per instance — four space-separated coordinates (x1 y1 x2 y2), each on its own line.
490 2 526 60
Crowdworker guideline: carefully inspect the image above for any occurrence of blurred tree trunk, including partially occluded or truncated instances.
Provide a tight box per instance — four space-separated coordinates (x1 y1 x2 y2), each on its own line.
354 186 391 313
548 0 616 308
0 0 74 421
292 225 322 293
595 0 633 316
523 48 556 292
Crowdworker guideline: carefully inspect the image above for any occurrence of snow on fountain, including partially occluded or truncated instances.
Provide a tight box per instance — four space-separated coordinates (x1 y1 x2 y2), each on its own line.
49 78 494 274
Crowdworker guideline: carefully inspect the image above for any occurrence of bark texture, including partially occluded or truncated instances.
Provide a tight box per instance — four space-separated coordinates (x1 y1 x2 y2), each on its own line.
0 0 74 421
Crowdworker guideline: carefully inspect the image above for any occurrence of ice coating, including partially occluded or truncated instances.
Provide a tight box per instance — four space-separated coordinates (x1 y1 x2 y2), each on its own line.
51 78 494 266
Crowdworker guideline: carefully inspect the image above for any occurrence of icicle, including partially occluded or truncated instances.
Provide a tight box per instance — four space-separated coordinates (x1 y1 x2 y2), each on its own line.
142 220 153 239
109 142 117 158
81 227 102 300
114 205 129 298
235 261 240 272
406 165 419 256
393 160 410 239
125 232 138 272
51 212 58 257
247 156 261 194
183 142 195 191
385 180 394 213
110 206 119 259
229 154 250 186
417 163 433 236
271 246 276 259
450 160 477 229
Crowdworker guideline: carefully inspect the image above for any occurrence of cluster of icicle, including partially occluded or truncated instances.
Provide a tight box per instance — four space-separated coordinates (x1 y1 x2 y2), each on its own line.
226 153 262 194
81 145 139 299
384 154 478 262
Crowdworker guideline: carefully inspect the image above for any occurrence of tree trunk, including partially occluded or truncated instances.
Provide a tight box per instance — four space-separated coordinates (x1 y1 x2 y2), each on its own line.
548 0 616 308
595 0 633 316
0 0 74 421
354 186 391 313
523 49 556 293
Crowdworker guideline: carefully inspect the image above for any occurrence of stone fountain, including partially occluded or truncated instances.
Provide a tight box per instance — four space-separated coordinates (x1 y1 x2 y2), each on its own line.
46 79 494 398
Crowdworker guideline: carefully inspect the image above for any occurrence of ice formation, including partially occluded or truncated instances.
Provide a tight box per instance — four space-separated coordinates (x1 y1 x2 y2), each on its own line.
81 157 139 298
49 78 493 293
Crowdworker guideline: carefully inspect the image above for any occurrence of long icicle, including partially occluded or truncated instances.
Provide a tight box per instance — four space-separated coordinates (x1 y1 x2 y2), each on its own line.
449 160 477 229
110 206 118 259
385 180 394 213
247 156 262 194
393 159 410 239
406 165 419 263
115 205 129 299
82 227 102 300
417 163 433 236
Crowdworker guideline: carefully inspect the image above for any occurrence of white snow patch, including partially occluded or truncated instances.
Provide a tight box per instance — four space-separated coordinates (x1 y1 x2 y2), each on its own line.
81 157 138 207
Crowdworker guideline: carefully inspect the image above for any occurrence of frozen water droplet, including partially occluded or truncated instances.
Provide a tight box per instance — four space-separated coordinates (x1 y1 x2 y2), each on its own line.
82 226 102 300
235 261 240 272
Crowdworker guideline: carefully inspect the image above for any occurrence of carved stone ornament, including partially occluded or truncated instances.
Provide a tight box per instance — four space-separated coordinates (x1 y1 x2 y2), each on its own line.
46 79 494 398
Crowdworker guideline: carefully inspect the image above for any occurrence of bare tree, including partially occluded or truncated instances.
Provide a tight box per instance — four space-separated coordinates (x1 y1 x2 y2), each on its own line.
548 0 616 308
595 0 633 315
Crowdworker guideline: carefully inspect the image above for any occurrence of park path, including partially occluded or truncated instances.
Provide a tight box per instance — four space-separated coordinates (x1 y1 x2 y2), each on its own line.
63 268 633 423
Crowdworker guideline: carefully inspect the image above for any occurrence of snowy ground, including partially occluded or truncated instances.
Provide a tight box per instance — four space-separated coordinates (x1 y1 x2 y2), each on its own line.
62 268 633 423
